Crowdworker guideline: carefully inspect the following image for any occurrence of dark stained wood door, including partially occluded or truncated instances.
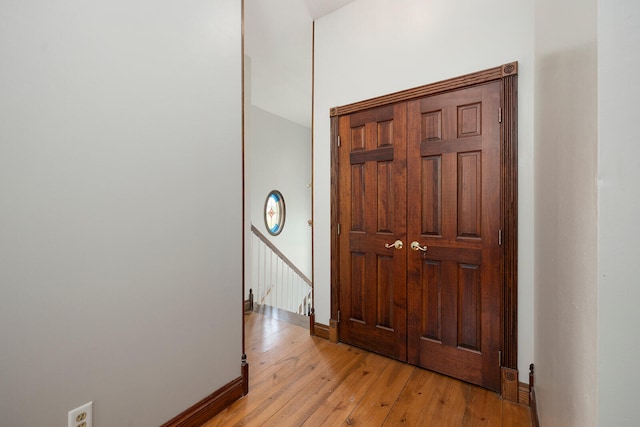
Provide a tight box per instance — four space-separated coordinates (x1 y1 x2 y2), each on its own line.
337 103 408 361
336 82 503 391
406 82 502 391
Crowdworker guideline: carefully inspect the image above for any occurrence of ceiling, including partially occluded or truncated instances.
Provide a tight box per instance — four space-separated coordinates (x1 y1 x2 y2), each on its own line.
245 0 357 128
304 0 357 19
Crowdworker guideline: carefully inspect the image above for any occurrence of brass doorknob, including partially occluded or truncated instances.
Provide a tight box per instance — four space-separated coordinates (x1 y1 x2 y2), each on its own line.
384 240 404 250
410 241 428 252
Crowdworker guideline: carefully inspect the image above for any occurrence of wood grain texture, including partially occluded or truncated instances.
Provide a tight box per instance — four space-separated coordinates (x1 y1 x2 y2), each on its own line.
313 322 330 340
501 367 519 403
330 115 340 323
253 304 309 329
406 82 503 392
331 64 519 396
518 381 531 406
501 74 519 370
337 103 408 362
203 312 531 427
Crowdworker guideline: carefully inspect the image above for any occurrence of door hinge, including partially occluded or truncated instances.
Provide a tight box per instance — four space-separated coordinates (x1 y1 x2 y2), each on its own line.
337 223 341 235
499 107 503 123
499 229 503 246
337 135 341 147
337 310 341 322
499 350 502 366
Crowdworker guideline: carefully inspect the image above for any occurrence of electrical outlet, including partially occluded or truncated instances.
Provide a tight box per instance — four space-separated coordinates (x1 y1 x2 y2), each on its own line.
68 401 92 427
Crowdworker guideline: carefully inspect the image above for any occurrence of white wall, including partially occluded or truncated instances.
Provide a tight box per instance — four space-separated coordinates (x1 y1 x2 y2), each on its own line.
248 106 313 278
244 0 313 127
598 1 640 425
533 0 598 425
244 0 314 295
0 1 242 426
314 0 535 381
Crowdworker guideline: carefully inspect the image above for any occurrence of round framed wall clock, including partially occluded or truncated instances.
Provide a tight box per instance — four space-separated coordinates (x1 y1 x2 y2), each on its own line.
264 190 286 236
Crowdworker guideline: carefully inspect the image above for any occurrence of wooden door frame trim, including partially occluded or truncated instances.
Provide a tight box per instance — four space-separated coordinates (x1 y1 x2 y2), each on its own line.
240 0 249 397
329 62 519 395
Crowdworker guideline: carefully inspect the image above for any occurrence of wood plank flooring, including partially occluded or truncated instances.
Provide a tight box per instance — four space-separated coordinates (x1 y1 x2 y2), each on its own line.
203 312 532 427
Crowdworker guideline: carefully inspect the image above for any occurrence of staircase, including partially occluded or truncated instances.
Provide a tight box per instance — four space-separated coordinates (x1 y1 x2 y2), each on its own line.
250 224 312 316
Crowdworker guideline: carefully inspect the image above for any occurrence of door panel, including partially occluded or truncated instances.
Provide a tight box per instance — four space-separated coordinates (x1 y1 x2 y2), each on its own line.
457 151 482 239
407 82 501 391
420 156 442 236
338 103 408 361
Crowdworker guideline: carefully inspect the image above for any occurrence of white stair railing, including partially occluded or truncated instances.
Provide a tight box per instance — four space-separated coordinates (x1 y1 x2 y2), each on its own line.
250 225 312 316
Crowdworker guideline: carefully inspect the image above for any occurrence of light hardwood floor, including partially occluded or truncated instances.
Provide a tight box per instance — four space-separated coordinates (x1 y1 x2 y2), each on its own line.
204 312 532 426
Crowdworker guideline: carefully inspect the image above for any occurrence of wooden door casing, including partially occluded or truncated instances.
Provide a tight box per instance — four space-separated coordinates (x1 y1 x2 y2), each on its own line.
330 63 518 395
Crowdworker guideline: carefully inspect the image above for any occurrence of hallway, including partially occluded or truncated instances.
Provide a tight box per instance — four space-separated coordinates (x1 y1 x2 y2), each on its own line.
204 313 532 426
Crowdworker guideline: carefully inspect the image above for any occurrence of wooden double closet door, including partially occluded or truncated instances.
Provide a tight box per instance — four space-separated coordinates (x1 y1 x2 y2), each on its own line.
334 80 507 392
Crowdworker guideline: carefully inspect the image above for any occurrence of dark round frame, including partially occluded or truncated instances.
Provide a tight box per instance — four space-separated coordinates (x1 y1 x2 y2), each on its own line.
264 190 286 236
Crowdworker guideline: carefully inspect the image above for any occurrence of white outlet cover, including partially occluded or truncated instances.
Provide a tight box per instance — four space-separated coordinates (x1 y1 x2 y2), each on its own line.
68 401 92 427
